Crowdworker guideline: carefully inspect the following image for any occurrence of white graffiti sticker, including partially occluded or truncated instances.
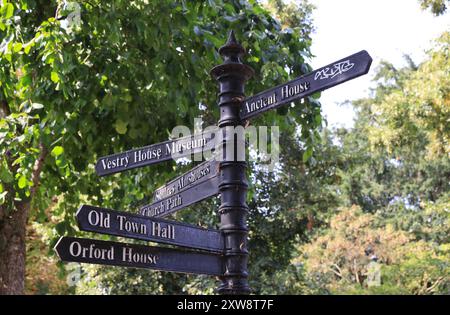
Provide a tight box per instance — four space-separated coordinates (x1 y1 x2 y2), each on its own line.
314 60 355 80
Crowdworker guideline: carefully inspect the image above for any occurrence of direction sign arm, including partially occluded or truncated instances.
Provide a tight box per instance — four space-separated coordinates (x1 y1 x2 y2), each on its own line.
54 236 224 276
240 50 372 120
95 131 216 177
76 204 224 253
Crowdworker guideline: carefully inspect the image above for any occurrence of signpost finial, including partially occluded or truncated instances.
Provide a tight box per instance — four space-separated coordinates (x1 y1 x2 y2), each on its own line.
218 30 245 64
212 30 254 80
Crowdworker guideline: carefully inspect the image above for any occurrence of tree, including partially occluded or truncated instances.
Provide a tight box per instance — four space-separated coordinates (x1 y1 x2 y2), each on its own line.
0 0 319 294
294 31 450 295
264 0 315 35
300 206 449 294
246 128 343 293
332 32 450 215
363 32 449 160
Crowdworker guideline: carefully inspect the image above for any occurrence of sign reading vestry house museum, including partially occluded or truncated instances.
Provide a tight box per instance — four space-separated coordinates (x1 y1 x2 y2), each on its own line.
95 131 216 176
55 30 372 294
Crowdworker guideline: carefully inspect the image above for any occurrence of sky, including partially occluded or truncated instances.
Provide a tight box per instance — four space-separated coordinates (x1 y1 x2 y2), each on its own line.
308 0 449 128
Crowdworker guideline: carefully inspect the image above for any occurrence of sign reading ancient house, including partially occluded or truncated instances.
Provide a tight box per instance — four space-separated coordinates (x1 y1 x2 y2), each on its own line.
241 50 372 120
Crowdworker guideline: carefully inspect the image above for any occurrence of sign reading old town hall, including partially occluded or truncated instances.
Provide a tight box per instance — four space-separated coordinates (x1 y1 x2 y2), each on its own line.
76 205 224 252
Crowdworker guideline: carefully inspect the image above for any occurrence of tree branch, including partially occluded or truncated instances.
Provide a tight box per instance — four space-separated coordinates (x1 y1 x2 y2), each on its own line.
30 142 48 199
0 95 11 117
331 263 343 279
353 259 361 284
426 277 444 293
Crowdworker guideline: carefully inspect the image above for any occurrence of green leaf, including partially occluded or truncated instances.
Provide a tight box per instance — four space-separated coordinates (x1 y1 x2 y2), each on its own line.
24 42 34 54
0 165 14 183
51 146 64 157
311 92 321 99
314 114 322 125
18 175 27 189
55 222 67 235
4 3 14 19
13 42 22 53
302 147 313 163
114 119 128 134
50 71 60 83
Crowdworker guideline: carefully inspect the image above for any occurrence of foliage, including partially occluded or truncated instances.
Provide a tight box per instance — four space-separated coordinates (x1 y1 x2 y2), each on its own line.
246 128 344 293
300 206 410 290
331 33 450 217
256 264 329 295
25 220 74 294
264 0 315 35
375 193 450 245
364 32 449 159
419 0 449 15
294 30 450 295
300 206 449 294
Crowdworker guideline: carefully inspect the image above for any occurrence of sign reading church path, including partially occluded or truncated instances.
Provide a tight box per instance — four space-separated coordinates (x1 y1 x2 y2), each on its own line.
140 175 220 218
54 237 223 276
95 131 216 177
76 205 223 253
241 50 372 120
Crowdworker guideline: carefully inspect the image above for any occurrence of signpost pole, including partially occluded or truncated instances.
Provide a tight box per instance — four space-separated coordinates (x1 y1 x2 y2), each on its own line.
211 31 254 295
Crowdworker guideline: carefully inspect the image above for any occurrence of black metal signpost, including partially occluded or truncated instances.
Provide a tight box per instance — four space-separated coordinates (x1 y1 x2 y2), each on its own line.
210 32 255 294
55 30 372 295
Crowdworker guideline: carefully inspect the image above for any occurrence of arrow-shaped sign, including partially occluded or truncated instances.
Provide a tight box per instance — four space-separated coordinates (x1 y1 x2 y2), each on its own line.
54 236 223 276
140 175 220 218
241 50 372 120
76 205 223 253
95 131 217 177
153 159 220 202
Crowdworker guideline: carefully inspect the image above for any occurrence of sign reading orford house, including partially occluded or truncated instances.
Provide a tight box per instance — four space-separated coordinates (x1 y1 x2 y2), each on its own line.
54 237 223 276
54 30 372 294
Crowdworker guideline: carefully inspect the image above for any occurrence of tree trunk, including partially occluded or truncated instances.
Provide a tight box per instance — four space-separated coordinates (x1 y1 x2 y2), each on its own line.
0 201 30 294
0 143 46 294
